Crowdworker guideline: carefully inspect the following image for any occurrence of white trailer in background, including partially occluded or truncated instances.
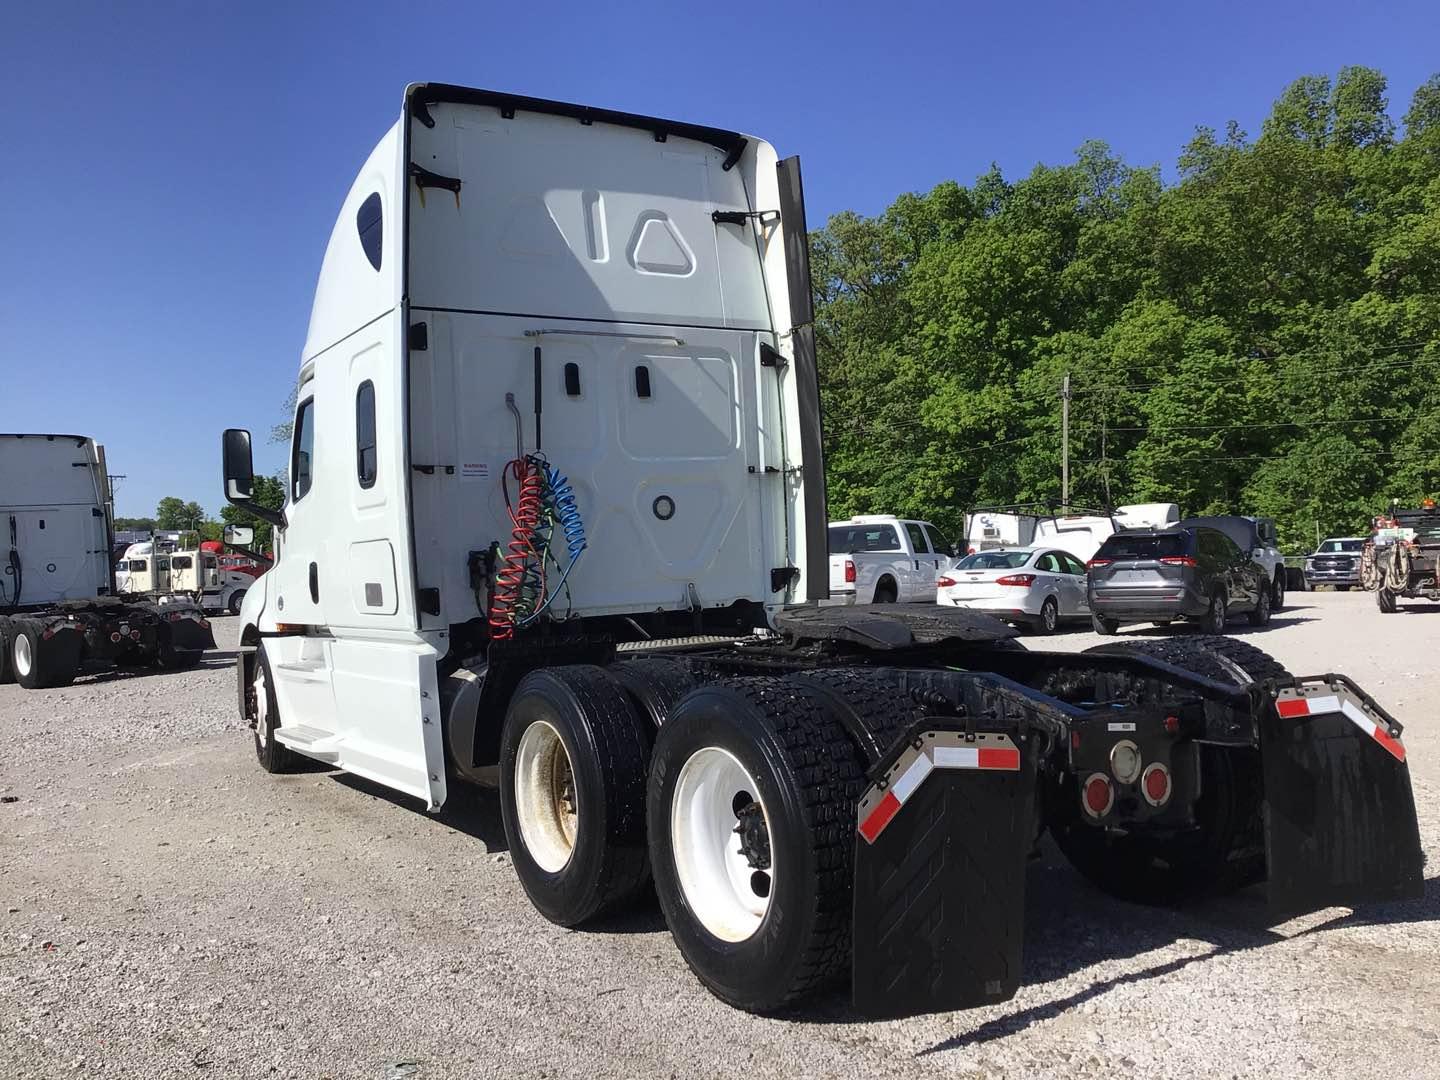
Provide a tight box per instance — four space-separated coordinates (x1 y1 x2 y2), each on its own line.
0 433 212 688
964 502 1180 562
220 83 1422 1020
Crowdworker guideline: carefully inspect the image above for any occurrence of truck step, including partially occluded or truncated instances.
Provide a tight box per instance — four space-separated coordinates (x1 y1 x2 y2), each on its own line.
274 724 342 759
617 634 764 653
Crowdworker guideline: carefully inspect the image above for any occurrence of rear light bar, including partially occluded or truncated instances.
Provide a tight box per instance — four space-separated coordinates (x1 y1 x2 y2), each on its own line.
1086 557 1112 568
937 576 957 587
1159 556 1198 567
994 573 1036 586
844 559 856 583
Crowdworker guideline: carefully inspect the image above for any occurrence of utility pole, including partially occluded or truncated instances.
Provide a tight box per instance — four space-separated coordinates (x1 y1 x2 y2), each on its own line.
1061 373 1071 507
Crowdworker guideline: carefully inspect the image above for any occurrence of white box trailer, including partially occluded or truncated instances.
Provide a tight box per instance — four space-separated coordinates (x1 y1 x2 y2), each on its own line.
0 434 214 688
221 84 1422 1018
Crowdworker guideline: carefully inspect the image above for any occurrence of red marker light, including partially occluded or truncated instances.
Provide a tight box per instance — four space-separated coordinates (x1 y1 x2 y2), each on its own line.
1082 773 1114 817
1142 763 1172 806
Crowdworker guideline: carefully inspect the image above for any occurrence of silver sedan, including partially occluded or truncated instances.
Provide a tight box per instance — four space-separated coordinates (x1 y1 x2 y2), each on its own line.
936 547 1091 633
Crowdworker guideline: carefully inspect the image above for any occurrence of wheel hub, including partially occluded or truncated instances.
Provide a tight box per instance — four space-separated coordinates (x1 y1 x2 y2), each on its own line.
733 796 771 871
671 747 774 942
514 719 579 873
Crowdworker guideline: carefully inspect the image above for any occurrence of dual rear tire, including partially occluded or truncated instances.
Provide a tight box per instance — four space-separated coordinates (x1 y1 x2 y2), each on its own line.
498 665 899 1012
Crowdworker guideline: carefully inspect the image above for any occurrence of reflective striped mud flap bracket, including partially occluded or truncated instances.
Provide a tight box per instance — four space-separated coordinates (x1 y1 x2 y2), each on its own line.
851 729 1037 1019
1265 678 1423 916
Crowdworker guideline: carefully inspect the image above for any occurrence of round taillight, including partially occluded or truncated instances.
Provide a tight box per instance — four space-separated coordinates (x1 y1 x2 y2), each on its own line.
109 632 122 643
1163 715 1180 735
1142 763 1171 806
1082 773 1113 818
1109 740 1141 784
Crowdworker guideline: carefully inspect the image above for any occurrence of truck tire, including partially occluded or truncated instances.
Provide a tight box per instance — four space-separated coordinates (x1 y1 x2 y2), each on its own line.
251 649 301 774
0 617 13 685
787 667 920 763
10 620 81 690
872 577 897 604
648 679 863 1012
499 665 652 927
228 589 246 615
1377 585 1397 613
1052 636 1290 904
606 657 699 729
156 627 205 670
1271 572 1286 611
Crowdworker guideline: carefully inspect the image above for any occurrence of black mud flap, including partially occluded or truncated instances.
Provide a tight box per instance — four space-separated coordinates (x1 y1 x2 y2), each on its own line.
1263 680 1424 915
851 731 1037 1019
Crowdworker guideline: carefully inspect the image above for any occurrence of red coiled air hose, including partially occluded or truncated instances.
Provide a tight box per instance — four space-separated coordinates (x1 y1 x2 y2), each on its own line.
489 458 544 640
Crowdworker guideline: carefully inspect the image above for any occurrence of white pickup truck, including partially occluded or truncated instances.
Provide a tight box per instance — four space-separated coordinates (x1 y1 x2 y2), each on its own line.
828 515 955 603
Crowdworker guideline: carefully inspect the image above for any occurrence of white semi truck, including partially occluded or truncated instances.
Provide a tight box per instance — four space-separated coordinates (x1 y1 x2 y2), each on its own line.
114 542 253 614
0 433 214 688
221 83 1423 1018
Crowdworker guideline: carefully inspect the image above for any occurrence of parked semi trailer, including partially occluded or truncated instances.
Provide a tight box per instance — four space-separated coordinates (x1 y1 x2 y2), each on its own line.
221 84 1423 1017
1 433 214 688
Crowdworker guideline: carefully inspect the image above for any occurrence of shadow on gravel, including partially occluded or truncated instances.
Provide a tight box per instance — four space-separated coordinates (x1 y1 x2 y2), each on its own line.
331 771 511 853
911 866 1440 1055
70 650 237 686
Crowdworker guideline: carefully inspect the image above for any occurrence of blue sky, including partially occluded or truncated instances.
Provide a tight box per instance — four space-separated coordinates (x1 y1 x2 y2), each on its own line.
3 1 1437 518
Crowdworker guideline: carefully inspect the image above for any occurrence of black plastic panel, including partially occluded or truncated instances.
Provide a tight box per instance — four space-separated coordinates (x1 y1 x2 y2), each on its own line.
852 746 1037 1017
1263 710 1424 914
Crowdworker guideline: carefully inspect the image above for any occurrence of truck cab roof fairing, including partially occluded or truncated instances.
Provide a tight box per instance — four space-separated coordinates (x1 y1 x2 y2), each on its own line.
405 84 750 169
301 123 405 363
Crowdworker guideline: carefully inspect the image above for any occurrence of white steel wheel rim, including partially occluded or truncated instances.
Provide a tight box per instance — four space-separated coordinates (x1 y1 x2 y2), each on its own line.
514 720 578 874
253 665 270 746
671 747 773 943
14 634 32 677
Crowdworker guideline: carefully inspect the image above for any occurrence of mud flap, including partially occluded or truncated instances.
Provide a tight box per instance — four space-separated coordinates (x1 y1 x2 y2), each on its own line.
851 731 1037 1018
1263 681 1424 915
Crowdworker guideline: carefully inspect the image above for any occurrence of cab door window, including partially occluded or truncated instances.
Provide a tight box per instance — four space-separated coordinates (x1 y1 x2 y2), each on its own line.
292 397 316 501
905 522 931 554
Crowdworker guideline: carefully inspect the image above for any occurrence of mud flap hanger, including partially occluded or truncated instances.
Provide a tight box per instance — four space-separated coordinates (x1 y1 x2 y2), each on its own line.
1263 675 1423 915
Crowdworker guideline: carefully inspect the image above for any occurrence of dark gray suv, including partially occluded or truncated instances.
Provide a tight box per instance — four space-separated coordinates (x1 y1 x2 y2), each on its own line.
1086 526 1270 634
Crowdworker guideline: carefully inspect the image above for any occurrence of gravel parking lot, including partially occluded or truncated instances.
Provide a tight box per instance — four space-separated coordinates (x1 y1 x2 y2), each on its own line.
3 590 1438 1079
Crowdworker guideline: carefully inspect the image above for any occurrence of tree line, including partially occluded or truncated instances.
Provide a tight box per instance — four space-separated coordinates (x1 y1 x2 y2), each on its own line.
113 479 285 551
810 67 1440 553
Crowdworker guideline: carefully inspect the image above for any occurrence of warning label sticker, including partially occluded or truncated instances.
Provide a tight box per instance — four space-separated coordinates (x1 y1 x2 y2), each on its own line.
460 462 490 482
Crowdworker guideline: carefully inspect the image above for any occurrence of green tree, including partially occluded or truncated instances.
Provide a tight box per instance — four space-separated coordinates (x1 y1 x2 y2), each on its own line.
809 67 1440 549
156 498 207 531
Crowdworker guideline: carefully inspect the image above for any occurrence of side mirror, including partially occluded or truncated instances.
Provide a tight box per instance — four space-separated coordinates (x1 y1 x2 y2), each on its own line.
221 428 285 528
223 524 254 547
223 428 255 501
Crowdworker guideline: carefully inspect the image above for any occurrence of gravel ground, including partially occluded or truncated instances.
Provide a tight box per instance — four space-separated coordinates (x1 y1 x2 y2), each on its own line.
2 590 1438 1079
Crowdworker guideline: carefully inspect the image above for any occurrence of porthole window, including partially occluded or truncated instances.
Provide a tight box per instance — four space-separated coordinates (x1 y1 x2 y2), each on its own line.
356 192 383 271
